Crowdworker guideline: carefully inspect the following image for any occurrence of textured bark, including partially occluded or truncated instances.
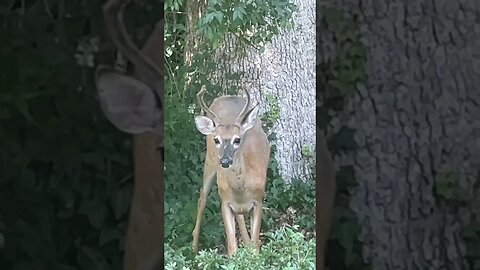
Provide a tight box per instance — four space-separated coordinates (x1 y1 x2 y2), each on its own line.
210 0 316 182
184 0 207 88
185 0 207 65
319 0 480 269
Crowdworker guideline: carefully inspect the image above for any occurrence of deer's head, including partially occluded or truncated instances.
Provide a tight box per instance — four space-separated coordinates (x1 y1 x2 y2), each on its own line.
194 86 259 169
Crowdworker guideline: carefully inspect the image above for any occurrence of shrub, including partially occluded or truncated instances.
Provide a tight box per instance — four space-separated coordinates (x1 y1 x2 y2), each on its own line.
165 225 316 270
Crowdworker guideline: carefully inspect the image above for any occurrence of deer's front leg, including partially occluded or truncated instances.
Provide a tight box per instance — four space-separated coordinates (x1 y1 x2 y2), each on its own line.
250 201 263 252
192 170 216 253
221 203 237 256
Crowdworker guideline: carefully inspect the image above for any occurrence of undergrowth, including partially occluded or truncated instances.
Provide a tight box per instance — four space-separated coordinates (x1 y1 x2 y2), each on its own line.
165 225 315 270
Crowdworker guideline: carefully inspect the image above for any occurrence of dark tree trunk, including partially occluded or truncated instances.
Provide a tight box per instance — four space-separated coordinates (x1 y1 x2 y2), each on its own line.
319 1 480 269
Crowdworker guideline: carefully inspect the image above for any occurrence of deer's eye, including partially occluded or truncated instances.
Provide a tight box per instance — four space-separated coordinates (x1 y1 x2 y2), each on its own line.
233 138 241 144
214 138 220 144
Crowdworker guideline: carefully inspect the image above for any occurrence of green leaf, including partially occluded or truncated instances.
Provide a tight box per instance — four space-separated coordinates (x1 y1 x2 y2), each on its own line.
111 187 132 220
335 221 360 266
78 246 109 270
19 92 42 100
435 170 463 200
57 265 77 270
233 6 245 21
333 126 357 150
99 228 121 246
213 11 224 23
204 13 215 24
461 228 479 239
16 99 33 121
81 152 104 170
78 199 107 230
324 7 345 27
40 44 69 66
328 79 354 95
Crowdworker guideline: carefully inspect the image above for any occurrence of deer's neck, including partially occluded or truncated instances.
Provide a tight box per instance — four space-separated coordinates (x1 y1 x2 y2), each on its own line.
224 153 247 192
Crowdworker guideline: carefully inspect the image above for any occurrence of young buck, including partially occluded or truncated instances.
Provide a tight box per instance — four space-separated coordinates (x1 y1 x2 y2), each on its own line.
192 86 270 256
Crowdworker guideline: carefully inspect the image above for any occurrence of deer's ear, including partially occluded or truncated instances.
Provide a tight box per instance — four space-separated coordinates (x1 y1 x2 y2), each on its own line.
241 105 259 132
95 66 161 134
195 116 215 135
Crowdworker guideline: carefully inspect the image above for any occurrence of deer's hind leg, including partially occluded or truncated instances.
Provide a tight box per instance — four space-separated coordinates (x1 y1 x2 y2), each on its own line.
235 213 251 245
250 201 263 252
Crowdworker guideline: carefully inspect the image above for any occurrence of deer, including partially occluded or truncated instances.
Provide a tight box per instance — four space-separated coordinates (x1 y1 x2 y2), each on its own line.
316 128 336 270
94 0 164 269
192 85 271 256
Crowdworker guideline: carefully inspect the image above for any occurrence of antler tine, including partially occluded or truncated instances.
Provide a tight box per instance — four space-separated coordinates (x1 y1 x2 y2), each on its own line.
197 85 218 120
236 87 252 124
103 0 163 95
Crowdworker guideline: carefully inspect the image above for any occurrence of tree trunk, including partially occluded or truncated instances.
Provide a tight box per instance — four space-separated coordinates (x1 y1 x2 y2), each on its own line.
184 0 207 89
198 0 316 182
320 1 480 269
251 0 316 182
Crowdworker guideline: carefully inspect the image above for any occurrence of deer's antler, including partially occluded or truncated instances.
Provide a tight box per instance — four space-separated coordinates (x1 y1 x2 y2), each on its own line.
197 85 219 121
235 87 252 125
103 0 163 101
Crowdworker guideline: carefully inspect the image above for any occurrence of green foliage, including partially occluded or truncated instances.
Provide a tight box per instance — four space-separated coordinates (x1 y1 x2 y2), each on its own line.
462 222 480 270
433 169 480 270
165 0 296 95
434 169 472 201
165 226 315 270
323 166 369 270
263 177 316 234
321 7 367 97
197 0 296 50
0 0 162 269
164 0 187 78
317 6 367 124
263 94 281 126
300 145 314 158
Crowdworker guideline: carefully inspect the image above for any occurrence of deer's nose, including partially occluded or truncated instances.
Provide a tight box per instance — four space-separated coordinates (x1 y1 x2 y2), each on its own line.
220 158 232 168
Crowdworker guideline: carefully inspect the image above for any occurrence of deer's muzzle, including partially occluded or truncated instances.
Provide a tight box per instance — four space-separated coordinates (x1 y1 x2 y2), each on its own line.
220 158 233 168
219 142 234 168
